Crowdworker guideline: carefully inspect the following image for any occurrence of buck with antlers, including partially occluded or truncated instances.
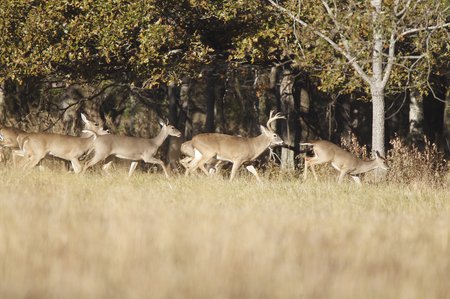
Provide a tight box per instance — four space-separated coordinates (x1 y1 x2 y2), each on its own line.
302 140 389 185
185 110 285 181
20 113 109 173
82 119 181 177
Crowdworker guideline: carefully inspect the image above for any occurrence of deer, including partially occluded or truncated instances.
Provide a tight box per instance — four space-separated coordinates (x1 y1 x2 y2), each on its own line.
0 126 27 166
82 119 182 177
301 140 389 185
20 113 109 173
185 110 285 181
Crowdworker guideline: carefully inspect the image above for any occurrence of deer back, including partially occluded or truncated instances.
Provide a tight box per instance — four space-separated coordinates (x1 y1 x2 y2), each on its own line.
192 133 270 162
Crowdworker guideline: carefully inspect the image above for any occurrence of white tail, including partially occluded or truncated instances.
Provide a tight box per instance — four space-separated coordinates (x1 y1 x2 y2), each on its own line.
186 110 285 181
180 140 224 174
21 113 109 173
180 140 196 169
302 140 389 184
82 119 182 177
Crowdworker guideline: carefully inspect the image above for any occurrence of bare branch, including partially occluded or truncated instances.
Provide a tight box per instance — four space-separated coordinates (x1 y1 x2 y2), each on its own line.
398 54 427 60
398 23 450 40
394 0 412 17
267 0 372 84
381 32 396 88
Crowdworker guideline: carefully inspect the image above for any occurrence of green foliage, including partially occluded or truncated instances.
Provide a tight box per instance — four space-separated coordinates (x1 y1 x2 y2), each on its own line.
0 0 448 93
0 0 225 83
273 0 449 95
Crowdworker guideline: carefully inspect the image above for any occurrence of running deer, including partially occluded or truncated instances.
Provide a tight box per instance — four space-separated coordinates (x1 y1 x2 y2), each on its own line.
185 111 285 181
302 140 389 185
82 119 181 177
20 113 109 173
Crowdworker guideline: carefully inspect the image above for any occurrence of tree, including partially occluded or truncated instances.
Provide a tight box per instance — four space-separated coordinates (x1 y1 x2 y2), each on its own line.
268 0 450 155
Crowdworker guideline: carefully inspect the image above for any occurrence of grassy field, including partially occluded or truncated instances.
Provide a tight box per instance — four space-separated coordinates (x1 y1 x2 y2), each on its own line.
0 165 449 299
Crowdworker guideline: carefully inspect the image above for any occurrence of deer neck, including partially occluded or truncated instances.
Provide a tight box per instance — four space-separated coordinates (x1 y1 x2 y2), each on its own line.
249 134 271 160
151 126 169 147
80 130 97 142
351 159 379 175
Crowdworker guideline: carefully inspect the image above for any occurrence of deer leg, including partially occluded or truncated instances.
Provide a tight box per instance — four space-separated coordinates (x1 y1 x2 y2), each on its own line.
245 165 261 182
12 151 18 167
22 142 44 170
229 161 243 181
185 151 203 176
214 160 224 172
351 175 362 186
304 158 319 181
128 161 139 176
71 159 82 174
186 153 212 177
208 160 224 175
185 158 199 176
337 170 348 184
190 156 211 176
102 156 114 173
12 149 25 167
303 160 309 180
304 154 323 181
83 153 107 174
310 164 319 181
198 157 212 176
144 157 169 178
23 153 44 170
0 148 4 164
180 156 192 170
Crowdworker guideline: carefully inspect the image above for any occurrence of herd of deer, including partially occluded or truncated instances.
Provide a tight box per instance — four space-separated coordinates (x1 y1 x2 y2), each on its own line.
0 111 389 185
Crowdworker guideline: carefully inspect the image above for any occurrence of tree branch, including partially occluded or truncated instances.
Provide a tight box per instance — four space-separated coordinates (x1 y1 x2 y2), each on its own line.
382 32 396 88
398 23 450 39
394 0 412 17
267 0 372 84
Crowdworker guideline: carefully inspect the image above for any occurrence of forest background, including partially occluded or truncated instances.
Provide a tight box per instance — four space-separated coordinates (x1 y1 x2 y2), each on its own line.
1 0 449 170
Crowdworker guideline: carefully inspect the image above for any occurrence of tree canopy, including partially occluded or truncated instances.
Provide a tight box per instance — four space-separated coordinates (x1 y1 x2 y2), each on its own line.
1 0 285 85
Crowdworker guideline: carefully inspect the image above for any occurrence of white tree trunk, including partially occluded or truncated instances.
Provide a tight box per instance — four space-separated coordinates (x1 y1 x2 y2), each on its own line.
370 0 386 156
409 89 424 142
167 82 181 171
371 85 385 155
443 76 450 155
0 82 5 123
280 69 295 170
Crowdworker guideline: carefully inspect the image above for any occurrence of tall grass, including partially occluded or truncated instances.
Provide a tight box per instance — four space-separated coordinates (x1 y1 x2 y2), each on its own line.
0 163 449 299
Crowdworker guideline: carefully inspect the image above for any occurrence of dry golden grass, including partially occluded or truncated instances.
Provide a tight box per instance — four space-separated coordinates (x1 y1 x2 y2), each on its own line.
0 164 449 299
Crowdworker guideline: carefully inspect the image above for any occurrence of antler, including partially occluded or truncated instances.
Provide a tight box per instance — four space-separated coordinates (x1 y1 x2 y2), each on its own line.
266 110 286 130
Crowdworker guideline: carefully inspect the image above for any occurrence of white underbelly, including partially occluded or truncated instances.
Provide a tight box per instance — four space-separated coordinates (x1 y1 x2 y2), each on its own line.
116 154 135 160
194 149 203 159
216 155 232 162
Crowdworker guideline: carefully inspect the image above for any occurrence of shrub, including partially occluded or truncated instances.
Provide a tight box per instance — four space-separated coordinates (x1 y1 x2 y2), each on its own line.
386 137 447 186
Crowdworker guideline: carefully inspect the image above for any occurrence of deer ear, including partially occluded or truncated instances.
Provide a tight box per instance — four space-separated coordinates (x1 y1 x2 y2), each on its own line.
260 125 270 136
158 119 165 127
81 113 88 123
